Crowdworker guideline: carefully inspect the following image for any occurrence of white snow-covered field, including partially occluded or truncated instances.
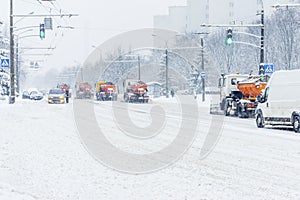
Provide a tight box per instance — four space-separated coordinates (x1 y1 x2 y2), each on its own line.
0 95 300 200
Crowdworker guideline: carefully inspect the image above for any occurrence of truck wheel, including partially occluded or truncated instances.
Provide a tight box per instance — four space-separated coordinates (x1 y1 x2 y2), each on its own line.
293 116 300 133
220 99 226 110
237 105 248 118
237 104 243 118
256 112 265 128
224 101 230 116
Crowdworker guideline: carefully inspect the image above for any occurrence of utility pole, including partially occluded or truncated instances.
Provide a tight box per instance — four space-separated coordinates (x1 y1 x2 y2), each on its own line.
16 41 19 94
258 9 265 75
200 38 205 102
260 9 264 65
165 49 169 98
193 32 209 102
138 55 141 80
9 0 15 104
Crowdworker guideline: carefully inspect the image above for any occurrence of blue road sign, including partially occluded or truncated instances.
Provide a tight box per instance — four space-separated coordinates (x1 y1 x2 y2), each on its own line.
1 58 10 68
264 63 274 75
200 71 206 79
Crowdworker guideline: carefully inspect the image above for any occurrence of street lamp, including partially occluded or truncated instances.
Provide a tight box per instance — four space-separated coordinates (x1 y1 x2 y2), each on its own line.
14 28 34 94
14 11 34 25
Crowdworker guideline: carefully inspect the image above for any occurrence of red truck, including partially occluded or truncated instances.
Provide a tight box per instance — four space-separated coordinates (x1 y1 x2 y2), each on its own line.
96 81 118 101
75 82 93 99
123 79 149 103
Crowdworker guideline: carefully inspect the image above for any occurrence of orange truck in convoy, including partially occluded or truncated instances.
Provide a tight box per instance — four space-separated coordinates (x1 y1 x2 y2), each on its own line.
123 79 149 103
95 81 118 101
75 82 93 99
219 73 268 118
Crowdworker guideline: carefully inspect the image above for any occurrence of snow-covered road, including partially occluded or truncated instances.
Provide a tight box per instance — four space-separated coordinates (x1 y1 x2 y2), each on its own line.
0 96 300 200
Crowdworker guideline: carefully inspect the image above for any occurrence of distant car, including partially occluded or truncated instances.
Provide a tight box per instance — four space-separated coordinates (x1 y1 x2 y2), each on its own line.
22 91 30 99
48 89 65 104
39 89 47 96
29 91 44 100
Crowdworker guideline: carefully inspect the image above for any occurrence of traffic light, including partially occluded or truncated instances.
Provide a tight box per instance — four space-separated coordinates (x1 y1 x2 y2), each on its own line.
40 23 45 39
259 63 265 75
225 28 233 45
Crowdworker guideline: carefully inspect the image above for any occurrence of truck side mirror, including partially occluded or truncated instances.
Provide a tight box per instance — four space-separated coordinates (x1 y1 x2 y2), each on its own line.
231 78 237 85
219 73 225 88
257 95 262 102
257 95 265 103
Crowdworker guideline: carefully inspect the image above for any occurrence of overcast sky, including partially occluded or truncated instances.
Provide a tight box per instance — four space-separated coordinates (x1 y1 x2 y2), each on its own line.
0 0 186 71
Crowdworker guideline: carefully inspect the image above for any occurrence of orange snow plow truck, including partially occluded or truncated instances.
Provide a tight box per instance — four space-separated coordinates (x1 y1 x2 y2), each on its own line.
123 79 149 103
75 82 93 99
218 73 269 118
95 81 118 101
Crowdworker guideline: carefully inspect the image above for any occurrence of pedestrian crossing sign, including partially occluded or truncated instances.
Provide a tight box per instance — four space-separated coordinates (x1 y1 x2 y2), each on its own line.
264 63 274 75
1 58 10 68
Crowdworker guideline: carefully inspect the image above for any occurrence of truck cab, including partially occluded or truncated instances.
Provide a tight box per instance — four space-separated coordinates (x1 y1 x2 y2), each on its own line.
219 73 249 111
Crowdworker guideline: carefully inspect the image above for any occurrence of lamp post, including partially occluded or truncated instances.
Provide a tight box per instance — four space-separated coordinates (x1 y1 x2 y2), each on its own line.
14 11 34 25
14 29 36 94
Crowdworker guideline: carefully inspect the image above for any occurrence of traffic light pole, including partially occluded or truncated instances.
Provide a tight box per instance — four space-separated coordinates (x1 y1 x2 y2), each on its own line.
201 9 265 75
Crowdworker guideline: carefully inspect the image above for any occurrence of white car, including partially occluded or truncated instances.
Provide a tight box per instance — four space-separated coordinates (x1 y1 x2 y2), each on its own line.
48 89 65 104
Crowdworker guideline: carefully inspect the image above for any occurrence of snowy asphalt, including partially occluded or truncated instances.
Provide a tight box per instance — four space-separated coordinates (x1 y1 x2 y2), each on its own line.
0 96 300 200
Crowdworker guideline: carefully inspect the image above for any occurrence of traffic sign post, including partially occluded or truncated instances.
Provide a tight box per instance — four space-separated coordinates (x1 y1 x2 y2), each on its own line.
44 17 53 30
264 63 274 75
1 58 10 69
200 71 206 79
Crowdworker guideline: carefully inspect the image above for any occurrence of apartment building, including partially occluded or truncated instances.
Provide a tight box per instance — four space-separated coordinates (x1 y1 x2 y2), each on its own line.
154 0 298 33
